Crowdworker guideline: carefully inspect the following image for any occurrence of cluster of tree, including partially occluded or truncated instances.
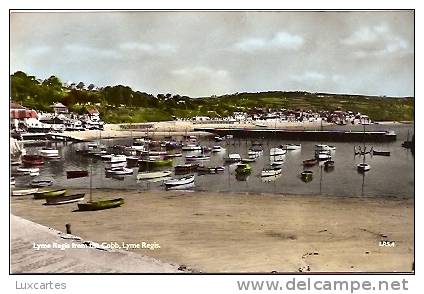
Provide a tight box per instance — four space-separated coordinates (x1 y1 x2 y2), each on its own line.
10 71 414 122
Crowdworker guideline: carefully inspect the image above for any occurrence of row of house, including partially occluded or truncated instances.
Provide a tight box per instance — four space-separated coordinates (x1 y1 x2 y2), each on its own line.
10 101 104 133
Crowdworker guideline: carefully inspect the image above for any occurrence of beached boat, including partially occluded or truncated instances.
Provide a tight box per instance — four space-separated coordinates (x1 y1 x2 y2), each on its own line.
280 144 302 150
165 175 195 187
185 155 211 161
137 170 172 180
66 170 89 179
261 167 282 177
270 147 286 157
106 167 134 175
303 158 318 167
224 153 242 164
174 163 199 174
77 198 125 211
301 170 313 182
372 150 391 156
235 163 252 175
212 146 225 153
138 158 173 169
12 188 39 196
45 193 85 205
166 182 195 190
357 163 371 172
31 179 53 188
39 148 59 158
181 144 202 151
22 155 44 165
33 188 66 199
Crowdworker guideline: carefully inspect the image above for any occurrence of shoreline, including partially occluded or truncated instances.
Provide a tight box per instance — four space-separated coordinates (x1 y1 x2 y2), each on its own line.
11 190 414 273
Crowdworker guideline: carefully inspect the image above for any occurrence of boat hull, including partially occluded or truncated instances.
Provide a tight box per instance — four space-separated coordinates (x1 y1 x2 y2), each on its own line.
77 198 125 211
45 193 85 205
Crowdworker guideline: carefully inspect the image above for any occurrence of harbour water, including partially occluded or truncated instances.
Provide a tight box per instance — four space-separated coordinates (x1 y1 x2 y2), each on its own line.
13 123 414 198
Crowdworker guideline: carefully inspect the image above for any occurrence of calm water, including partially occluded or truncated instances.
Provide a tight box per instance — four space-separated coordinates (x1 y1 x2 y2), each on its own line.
14 123 414 198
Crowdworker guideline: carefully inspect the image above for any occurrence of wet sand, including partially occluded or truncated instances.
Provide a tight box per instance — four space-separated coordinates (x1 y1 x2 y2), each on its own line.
11 190 413 273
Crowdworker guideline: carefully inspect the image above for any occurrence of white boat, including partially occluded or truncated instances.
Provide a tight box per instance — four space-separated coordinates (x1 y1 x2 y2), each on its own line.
12 188 39 196
261 167 282 177
316 151 332 160
106 167 133 175
182 144 202 151
270 147 286 156
185 155 211 161
10 177 15 186
165 175 195 187
165 182 195 190
87 142 98 149
110 155 127 163
39 149 59 157
270 160 284 166
105 161 127 169
143 150 168 156
315 144 336 151
17 167 40 173
224 153 242 163
280 144 301 150
212 146 225 152
31 179 53 187
357 163 371 172
137 170 172 180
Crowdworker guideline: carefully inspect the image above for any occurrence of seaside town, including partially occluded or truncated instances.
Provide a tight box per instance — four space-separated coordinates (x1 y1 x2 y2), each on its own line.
10 10 414 276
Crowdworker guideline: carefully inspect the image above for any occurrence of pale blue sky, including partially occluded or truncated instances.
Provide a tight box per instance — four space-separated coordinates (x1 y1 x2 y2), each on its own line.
11 11 414 97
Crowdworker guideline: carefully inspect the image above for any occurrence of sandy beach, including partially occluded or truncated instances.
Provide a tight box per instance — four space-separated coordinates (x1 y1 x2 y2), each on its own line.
11 190 414 273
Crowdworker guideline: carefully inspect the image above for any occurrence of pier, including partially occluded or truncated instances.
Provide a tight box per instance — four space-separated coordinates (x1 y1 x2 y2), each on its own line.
195 128 397 142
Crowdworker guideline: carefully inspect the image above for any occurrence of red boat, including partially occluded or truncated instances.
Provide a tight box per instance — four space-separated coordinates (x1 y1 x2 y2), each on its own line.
22 155 44 165
302 159 318 167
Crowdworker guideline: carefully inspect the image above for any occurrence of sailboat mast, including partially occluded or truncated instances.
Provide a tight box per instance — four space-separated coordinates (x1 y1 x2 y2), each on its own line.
89 160 93 202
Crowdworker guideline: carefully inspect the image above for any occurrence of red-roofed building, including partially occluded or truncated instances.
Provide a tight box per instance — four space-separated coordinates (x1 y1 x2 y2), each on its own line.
10 101 39 130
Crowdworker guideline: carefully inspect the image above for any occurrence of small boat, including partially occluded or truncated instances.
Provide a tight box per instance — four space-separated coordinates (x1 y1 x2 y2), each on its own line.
142 150 168 156
301 170 313 182
235 163 252 175
31 179 53 188
303 159 318 167
109 155 127 163
212 146 225 153
164 153 183 158
78 198 124 211
11 160 22 166
174 163 199 174
270 147 286 157
185 155 210 161
357 163 371 172
45 193 85 205
17 167 40 175
242 158 256 163
22 155 44 165
280 144 301 150
316 151 332 160
39 148 59 157
137 170 172 180
66 170 89 179
106 167 134 175
372 150 391 156
261 173 282 182
10 177 15 186
224 153 242 163
87 142 98 149
261 167 282 177
166 182 195 190
181 144 202 151
105 161 127 169
315 144 336 151
12 188 39 196
165 175 195 187
33 188 66 199
214 136 224 142
324 160 335 170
